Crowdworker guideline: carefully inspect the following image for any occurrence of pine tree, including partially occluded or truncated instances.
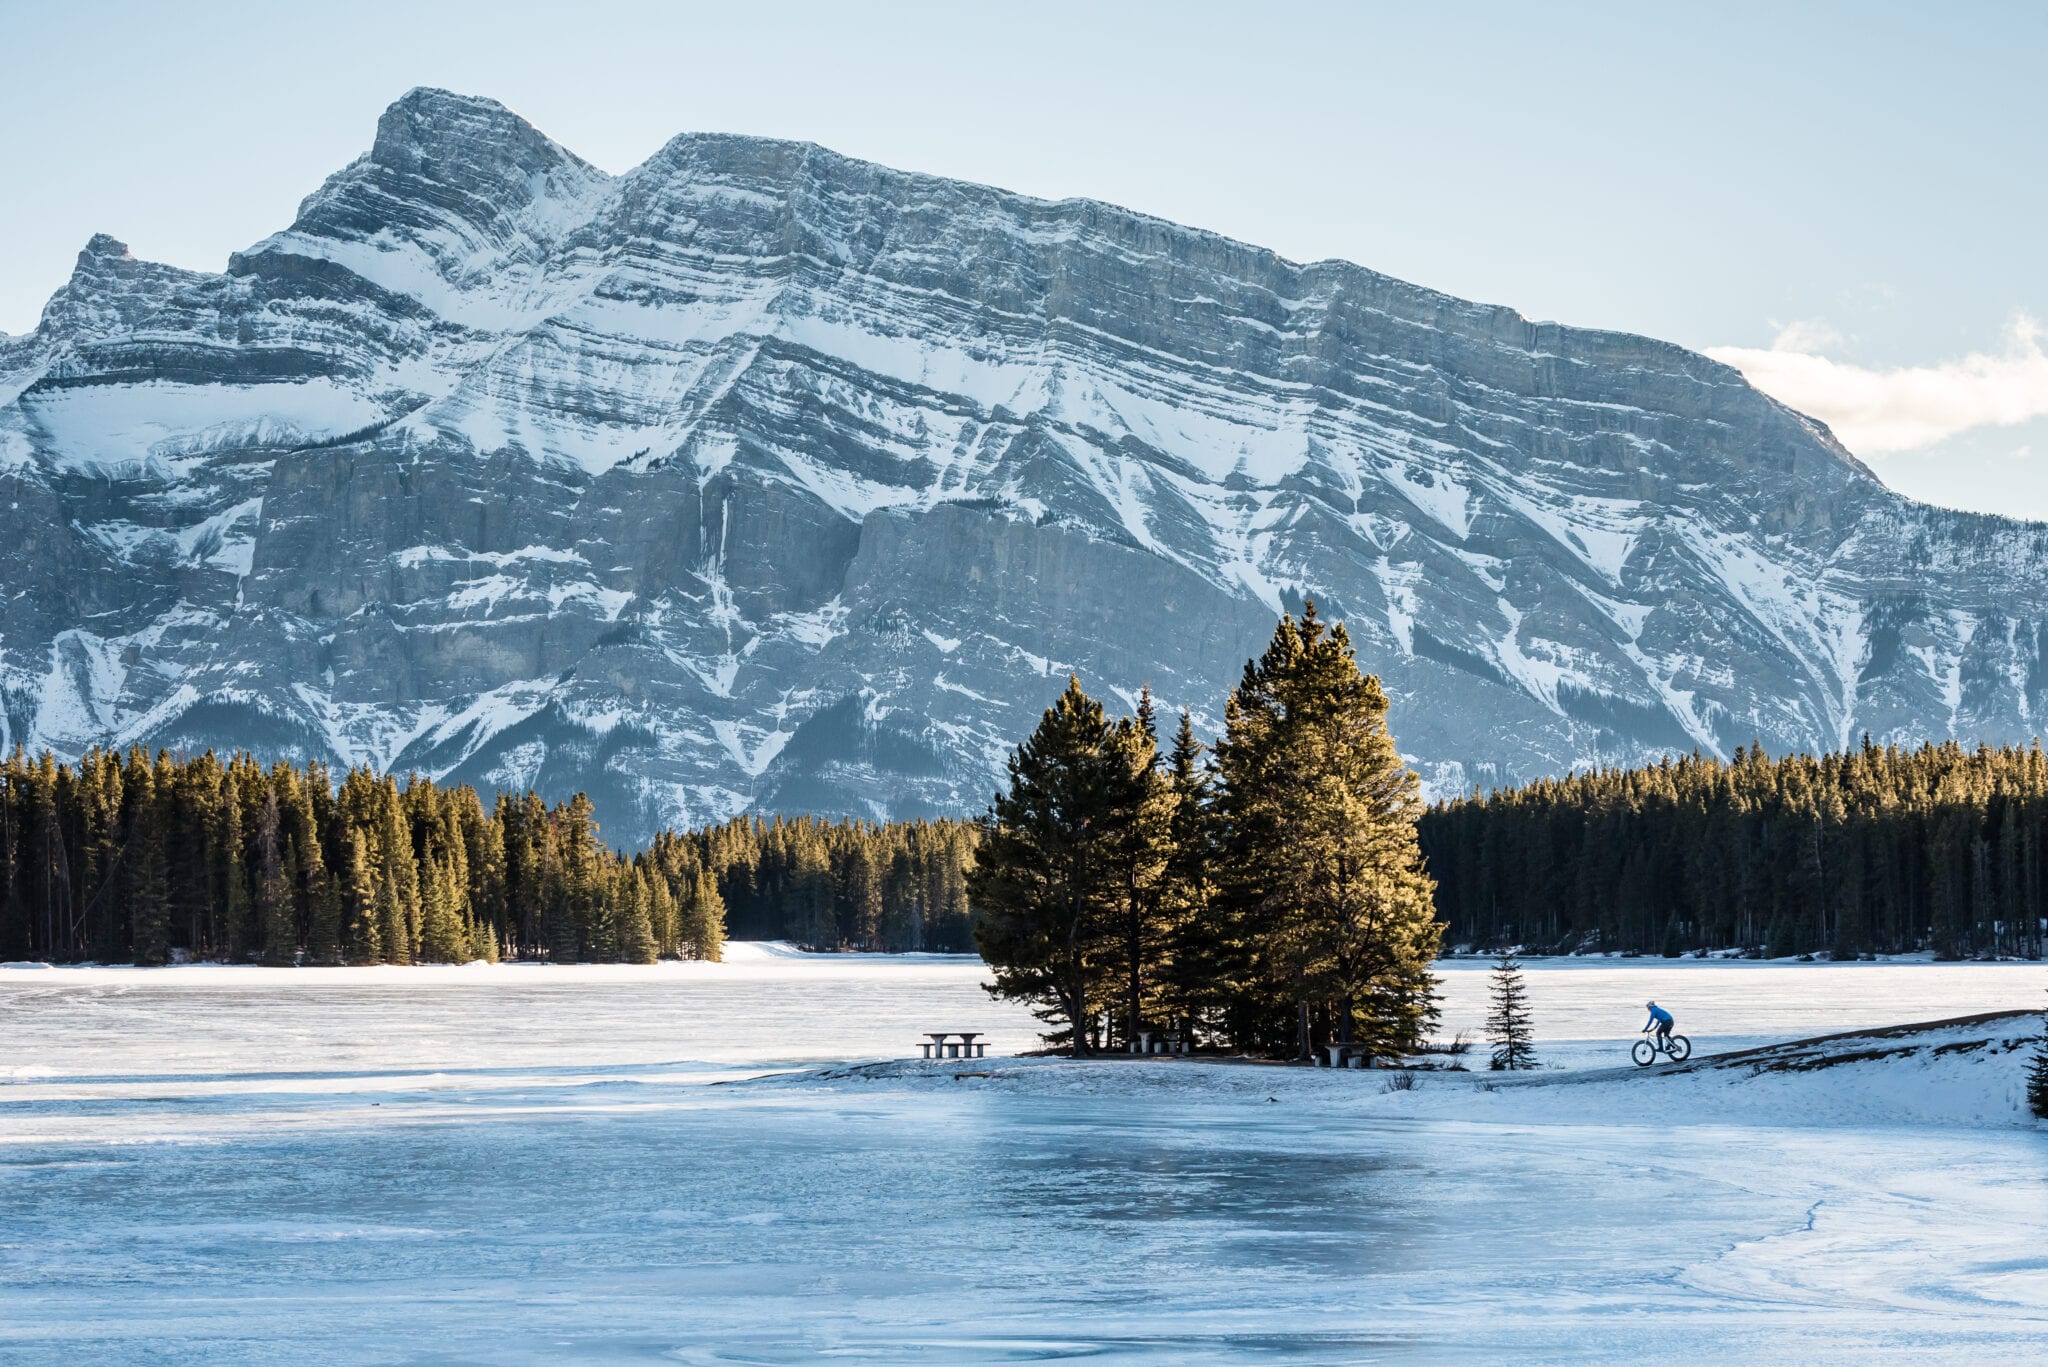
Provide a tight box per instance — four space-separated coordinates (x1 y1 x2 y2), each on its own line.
840 845 884 950
584 860 620 963
305 865 342 967
789 835 836 949
255 794 295 966
646 868 679 958
971 676 1120 1055
1212 605 1441 1059
464 801 507 960
555 794 600 962
417 859 470 963
1159 707 1221 1042
469 909 501 962
342 830 382 964
1098 698 1174 1049
82 751 126 962
126 762 172 967
295 782 341 966
220 780 253 962
1486 947 1537 1070
686 868 726 961
616 866 657 964
376 800 417 965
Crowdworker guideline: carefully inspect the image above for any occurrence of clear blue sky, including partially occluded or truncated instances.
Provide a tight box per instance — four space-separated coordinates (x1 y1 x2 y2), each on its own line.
3 1 2043 514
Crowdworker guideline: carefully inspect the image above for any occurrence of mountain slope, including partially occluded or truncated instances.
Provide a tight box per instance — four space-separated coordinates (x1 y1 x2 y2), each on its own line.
6 88 2047 842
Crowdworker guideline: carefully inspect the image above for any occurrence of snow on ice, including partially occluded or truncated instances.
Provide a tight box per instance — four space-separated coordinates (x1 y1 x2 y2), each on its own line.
1 952 2043 1362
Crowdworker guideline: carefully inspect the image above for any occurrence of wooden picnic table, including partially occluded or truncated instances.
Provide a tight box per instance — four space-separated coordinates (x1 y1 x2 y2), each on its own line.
1131 1030 1188 1056
919 1031 988 1059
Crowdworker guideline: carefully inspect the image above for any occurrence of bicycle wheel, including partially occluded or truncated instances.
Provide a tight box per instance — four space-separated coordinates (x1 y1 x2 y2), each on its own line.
1631 1039 1656 1066
1667 1035 1691 1062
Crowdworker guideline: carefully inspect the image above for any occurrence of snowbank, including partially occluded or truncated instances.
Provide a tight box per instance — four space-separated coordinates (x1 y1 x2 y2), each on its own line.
757 1011 2047 1130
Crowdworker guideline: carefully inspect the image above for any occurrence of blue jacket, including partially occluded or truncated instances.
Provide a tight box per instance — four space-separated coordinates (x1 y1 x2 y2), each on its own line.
1645 1004 1673 1028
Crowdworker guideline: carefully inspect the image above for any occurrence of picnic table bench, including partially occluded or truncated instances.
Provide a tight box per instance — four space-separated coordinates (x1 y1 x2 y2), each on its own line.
1130 1030 1189 1056
919 1031 988 1059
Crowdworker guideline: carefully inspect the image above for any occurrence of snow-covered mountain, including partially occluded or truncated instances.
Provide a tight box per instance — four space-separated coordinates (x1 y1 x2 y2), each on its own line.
6 88 2047 843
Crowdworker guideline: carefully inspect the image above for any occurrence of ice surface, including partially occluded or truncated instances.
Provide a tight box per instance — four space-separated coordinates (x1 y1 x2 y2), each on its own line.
1 953 2043 1362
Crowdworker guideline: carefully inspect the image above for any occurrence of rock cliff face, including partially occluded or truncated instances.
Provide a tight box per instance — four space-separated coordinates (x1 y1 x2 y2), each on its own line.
6 88 2047 842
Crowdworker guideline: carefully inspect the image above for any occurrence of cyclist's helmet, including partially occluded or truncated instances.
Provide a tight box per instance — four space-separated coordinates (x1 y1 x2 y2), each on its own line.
1645 1000 1656 1008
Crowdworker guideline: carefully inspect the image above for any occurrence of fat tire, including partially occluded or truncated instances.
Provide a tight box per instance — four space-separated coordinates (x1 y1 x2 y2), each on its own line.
1631 1039 1656 1066
1667 1035 1692 1062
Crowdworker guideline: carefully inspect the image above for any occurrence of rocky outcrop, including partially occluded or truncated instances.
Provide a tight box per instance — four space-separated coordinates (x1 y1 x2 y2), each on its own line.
5 88 2046 844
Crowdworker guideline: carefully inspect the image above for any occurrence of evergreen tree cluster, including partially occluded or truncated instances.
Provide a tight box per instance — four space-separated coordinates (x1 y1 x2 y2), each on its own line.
1421 739 2048 960
972 606 1443 1060
0 750 726 966
694 814 978 951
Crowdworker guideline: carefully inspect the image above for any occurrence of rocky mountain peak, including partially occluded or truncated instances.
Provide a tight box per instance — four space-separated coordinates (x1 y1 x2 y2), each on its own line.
33 233 206 343
5 93 2048 846
78 232 134 261
368 87 587 181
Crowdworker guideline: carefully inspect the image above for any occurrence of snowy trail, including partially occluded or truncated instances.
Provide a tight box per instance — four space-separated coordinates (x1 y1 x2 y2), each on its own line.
2 955 2044 1362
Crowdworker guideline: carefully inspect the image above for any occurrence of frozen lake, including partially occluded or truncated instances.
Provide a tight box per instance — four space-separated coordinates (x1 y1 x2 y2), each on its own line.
2 950 2044 1362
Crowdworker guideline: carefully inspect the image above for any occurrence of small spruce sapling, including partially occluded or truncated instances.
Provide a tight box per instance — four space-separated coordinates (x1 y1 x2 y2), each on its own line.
1486 947 1537 1071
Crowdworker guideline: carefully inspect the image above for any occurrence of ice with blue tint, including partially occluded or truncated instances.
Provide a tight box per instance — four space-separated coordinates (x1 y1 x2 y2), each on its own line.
2 949 2044 1362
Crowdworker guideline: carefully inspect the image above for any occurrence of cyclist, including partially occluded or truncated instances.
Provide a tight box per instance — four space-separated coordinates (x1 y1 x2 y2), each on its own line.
1642 1000 1675 1050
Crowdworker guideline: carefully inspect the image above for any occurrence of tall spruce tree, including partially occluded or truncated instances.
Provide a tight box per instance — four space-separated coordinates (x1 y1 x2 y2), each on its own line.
840 845 884 950
1486 947 1537 1070
255 794 295 966
343 831 382 964
417 858 470 963
556 794 601 962
616 866 658 964
645 867 679 958
294 782 342 966
126 761 172 967
686 868 727 961
972 677 1121 1055
84 752 126 962
1212 605 1442 1060
1159 707 1219 1041
376 800 417 965
220 778 253 963
1102 692 1175 1048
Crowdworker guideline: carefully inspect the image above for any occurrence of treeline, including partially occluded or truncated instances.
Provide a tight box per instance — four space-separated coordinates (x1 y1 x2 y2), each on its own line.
972 606 1441 1060
0 749 724 965
698 814 978 951
0 745 981 966
1421 739 2048 960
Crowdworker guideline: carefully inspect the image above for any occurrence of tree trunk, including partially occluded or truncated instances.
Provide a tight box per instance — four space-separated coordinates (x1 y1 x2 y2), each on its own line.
1295 966 1312 1062
1126 908 1141 1050
1065 977 1089 1058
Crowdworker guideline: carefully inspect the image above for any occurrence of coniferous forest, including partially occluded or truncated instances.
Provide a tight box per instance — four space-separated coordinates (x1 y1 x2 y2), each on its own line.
1420 739 2048 960
0 749 974 965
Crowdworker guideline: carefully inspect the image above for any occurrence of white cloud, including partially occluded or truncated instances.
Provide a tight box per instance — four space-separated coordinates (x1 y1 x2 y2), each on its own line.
1706 314 2048 455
